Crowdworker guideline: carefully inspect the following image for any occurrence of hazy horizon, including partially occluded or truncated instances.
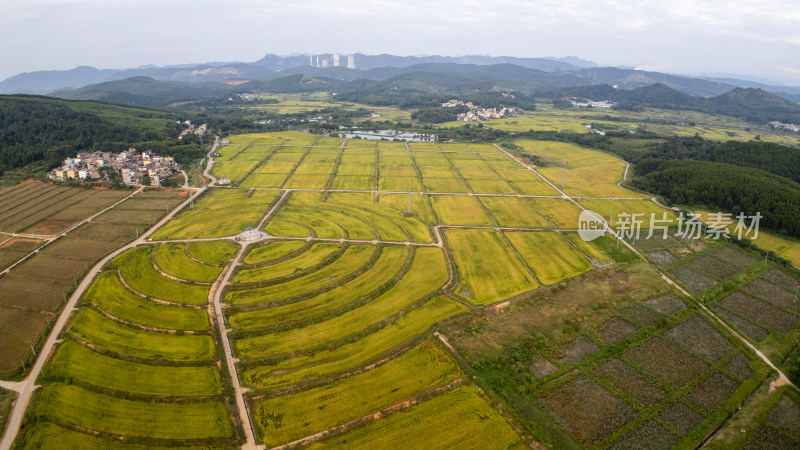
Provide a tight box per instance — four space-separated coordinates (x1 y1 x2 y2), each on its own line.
2 0 799 85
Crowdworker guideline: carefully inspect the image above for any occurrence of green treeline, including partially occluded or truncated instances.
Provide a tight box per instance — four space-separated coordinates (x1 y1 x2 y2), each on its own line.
632 160 800 237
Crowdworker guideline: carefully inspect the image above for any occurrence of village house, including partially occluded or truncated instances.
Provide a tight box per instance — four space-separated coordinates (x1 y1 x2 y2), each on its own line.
48 148 179 186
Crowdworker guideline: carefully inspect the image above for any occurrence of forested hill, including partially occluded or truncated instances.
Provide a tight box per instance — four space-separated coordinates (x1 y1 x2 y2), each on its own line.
0 95 200 174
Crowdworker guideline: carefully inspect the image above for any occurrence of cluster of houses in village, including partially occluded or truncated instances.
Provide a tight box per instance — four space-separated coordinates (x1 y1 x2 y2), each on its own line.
178 121 208 139
769 121 800 133
47 149 179 186
441 99 519 122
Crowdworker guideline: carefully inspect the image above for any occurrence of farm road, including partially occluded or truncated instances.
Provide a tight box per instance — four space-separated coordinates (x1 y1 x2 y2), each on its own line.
0 162 212 449
492 144 797 390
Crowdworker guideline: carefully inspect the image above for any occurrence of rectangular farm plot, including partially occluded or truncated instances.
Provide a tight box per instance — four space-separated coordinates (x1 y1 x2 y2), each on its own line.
419 166 459 178
529 198 583 228
413 154 450 166
283 174 330 189
422 177 470 193
479 197 550 228
212 160 259 183
468 143 503 153
379 176 423 192
293 162 335 175
506 232 594 285
466 178 517 194
380 165 417 177
509 180 562 196
497 168 543 182
376 141 408 149
447 229 537 304
303 152 339 163
267 152 305 162
438 143 471 152
430 195 493 226
337 164 376 176
240 173 288 188
457 167 500 180
151 188 278 239
331 175 375 191
408 142 439 151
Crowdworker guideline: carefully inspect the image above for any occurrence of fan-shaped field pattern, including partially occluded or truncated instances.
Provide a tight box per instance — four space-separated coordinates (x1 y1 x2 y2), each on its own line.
265 192 434 243
150 188 278 239
110 246 209 305
231 242 342 284
18 242 236 448
83 271 209 331
233 247 449 361
153 242 225 282
242 240 307 265
241 296 467 390
30 384 233 441
305 386 522 449
252 340 462 447
228 245 410 330
226 245 378 306
187 240 239 266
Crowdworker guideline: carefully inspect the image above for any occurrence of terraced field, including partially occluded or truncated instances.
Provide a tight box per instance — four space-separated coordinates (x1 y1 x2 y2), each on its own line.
10 130 789 449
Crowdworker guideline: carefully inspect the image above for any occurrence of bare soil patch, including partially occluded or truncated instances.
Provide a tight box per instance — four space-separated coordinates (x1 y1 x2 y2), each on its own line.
620 302 663 327
713 306 771 342
531 354 558 378
723 352 754 381
767 395 800 438
663 315 735 363
764 268 800 292
538 373 637 444
670 266 717 293
718 291 796 334
593 358 667 407
623 337 709 390
744 278 797 311
644 294 685 316
689 254 740 280
658 401 705 435
647 250 677 266
710 246 758 269
612 419 682 450
555 335 600 364
686 371 739 414
598 317 638 345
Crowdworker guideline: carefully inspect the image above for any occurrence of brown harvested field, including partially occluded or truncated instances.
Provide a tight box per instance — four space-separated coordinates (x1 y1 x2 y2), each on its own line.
0 274 68 312
0 189 184 377
643 294 685 316
764 268 800 291
619 303 663 327
612 420 682 450
744 278 797 311
663 315 736 363
0 238 43 270
658 401 705 435
598 317 638 345
710 246 759 269
555 335 599 364
723 352 754 381
623 337 709 390
686 371 739 414
12 254 90 279
744 425 798 448
713 306 771 342
0 306 50 374
766 395 800 437
539 373 636 444
688 254 740 280
0 184 130 234
718 291 796 333
39 238 116 261
647 250 677 266
593 358 668 407
626 234 684 252
669 266 717 293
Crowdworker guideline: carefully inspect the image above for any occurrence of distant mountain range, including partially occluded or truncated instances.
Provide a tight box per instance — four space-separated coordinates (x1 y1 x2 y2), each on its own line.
2 53 798 100
2 53 800 124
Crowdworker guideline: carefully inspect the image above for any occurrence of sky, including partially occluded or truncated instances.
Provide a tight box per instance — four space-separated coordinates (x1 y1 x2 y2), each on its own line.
2 0 799 84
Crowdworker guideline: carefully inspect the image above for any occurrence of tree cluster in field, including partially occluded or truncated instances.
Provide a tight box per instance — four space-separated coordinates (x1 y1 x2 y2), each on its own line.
410 105 469 123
